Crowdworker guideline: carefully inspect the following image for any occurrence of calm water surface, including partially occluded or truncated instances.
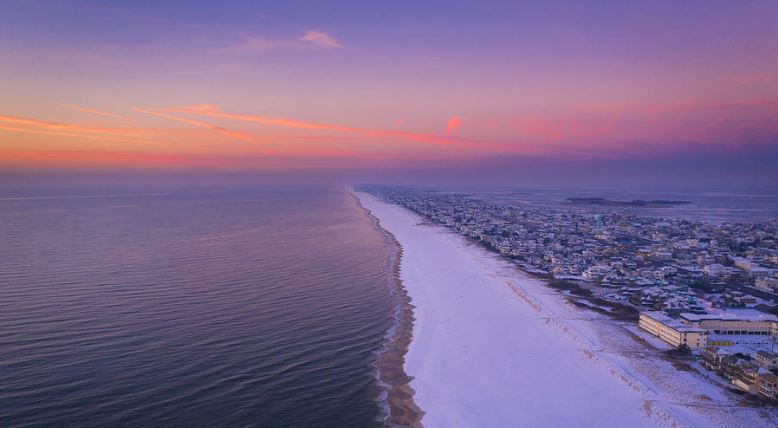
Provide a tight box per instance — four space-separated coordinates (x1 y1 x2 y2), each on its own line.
0 186 396 427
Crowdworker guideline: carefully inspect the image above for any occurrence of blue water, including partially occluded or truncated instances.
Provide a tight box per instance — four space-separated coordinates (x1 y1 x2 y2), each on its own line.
0 186 396 427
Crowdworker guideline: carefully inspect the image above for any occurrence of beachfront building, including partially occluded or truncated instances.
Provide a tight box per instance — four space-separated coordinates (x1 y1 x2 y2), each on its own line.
678 310 778 336
756 351 778 369
702 346 778 397
701 346 727 370
758 372 778 400
722 358 760 393
638 311 708 349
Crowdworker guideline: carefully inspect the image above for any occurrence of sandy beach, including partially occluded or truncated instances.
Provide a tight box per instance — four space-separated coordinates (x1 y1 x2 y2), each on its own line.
355 191 777 428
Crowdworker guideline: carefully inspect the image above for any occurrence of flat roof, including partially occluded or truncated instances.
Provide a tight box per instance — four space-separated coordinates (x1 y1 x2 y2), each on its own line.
641 311 707 333
680 309 778 323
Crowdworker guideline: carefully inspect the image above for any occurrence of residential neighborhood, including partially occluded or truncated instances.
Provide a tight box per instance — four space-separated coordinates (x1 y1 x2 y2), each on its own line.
363 185 778 401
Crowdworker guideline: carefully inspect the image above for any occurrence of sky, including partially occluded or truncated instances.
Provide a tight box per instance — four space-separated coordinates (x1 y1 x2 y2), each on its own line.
1 0 778 189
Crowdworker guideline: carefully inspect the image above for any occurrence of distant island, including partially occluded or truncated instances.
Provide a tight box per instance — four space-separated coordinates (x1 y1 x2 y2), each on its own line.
565 197 691 207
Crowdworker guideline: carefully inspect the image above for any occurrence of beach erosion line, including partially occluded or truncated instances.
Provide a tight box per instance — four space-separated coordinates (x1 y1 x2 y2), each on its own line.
348 188 424 428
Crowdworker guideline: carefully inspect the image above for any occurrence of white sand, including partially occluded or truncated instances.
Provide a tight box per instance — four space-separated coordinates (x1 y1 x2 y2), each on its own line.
355 191 776 428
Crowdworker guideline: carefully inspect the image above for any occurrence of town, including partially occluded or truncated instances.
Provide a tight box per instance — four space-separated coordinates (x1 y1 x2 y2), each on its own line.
362 185 778 403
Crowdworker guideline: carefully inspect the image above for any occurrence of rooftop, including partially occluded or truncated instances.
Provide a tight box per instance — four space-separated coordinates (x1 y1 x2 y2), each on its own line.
680 309 778 323
642 311 707 333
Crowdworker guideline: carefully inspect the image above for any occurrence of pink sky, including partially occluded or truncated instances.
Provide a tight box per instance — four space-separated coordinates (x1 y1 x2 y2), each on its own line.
1 1 777 187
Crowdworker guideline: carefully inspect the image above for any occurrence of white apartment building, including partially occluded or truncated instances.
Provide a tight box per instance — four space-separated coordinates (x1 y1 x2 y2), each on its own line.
639 311 708 349
679 310 778 336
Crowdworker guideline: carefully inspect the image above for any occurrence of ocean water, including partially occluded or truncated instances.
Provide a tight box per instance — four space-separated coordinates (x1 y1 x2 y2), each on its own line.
0 186 396 427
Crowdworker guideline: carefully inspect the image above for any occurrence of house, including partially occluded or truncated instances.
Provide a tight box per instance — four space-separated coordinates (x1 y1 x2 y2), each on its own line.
756 351 778 370
720 356 759 393
756 276 778 292
758 372 778 400
703 263 730 277
701 346 726 370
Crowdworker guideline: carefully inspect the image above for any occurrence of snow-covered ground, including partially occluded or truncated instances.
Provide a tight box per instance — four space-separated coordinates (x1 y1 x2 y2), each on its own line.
355 191 777 428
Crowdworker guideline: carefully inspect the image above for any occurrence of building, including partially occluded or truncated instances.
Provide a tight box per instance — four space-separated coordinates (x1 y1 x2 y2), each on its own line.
703 263 731 277
733 257 771 278
706 347 771 395
639 311 708 349
756 351 778 370
758 372 778 400
582 264 610 282
756 276 778 292
701 346 726 370
724 358 760 393
679 310 778 336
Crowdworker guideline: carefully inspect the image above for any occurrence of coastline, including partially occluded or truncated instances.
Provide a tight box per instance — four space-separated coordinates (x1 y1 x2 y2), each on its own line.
348 189 424 427
353 190 777 428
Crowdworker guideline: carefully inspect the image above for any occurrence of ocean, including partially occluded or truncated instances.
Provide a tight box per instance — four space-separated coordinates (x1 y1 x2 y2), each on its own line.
0 186 398 427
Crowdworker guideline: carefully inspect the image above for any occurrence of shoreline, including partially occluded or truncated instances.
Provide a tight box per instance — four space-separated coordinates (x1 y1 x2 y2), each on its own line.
348 189 423 427
354 189 778 427
388 199 778 415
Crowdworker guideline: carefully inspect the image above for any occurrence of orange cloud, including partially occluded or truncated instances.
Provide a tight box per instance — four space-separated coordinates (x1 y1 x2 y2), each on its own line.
446 116 462 136
133 108 252 141
0 115 165 146
177 104 222 114
217 31 342 55
0 114 144 137
62 104 129 120
301 31 342 49
0 146 363 172
464 96 778 157
0 149 194 169
163 105 513 151
166 106 354 133
0 124 162 146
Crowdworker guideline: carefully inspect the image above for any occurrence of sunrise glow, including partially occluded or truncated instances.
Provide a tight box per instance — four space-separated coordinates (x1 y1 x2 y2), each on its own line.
1 1 777 187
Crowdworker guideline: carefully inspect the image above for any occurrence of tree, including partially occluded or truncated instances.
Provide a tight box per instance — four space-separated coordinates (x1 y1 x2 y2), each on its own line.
677 343 692 356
